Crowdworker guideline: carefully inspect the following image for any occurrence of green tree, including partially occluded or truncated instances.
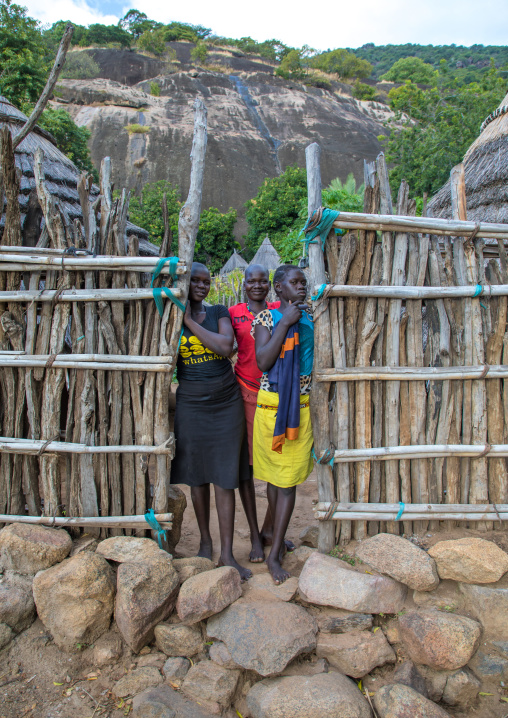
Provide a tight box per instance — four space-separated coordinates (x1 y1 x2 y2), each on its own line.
190 41 207 65
0 0 47 107
137 28 166 56
82 24 131 48
118 10 160 38
276 49 305 79
244 166 308 257
311 48 372 79
43 20 87 54
128 180 182 246
163 22 198 42
38 107 97 178
381 56 436 84
61 51 100 79
353 80 376 100
195 207 238 273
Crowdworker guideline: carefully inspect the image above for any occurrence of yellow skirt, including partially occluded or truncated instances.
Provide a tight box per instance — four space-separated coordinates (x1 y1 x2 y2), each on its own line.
253 388 314 488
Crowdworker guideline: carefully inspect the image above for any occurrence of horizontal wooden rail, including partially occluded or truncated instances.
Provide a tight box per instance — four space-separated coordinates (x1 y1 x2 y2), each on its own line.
0 437 174 455
315 365 508 382
0 513 173 529
314 502 508 514
0 353 173 371
0 287 183 302
316 284 508 299
313 503 508 522
0 253 186 274
333 211 508 239
328 444 508 462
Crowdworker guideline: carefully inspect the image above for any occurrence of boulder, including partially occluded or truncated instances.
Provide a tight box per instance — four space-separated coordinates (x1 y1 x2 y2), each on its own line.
0 622 14 650
115 551 179 652
299 552 407 614
373 683 452 718
316 629 396 678
442 668 481 708
138 652 167 669
181 660 240 714
416 666 449 702
32 551 115 652
207 600 317 676
399 609 481 670
0 571 36 632
392 661 428 698
134 701 175 718
282 545 316 575
0 523 71 574
176 567 242 624
428 537 508 583
166 485 187 553
468 650 508 680
172 557 215 584
299 525 319 548
459 583 508 639
154 623 204 657
310 607 373 634
93 632 123 666
97 536 163 564
209 641 240 669
247 672 372 718
113 667 163 698
162 657 190 681
244 573 298 602
355 533 439 591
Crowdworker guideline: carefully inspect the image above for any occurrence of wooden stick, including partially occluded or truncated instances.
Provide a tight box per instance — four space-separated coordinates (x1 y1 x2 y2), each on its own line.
315 365 508 381
318 284 508 299
330 444 508 462
314 502 508 513
0 288 183 302
12 24 74 150
0 437 173 454
315 511 508 522
0 255 186 274
0 514 172 529
0 354 173 370
332 212 508 240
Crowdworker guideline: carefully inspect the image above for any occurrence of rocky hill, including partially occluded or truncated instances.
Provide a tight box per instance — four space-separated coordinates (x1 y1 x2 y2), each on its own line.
54 43 392 239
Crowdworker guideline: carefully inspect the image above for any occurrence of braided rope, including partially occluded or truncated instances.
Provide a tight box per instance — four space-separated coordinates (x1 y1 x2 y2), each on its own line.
480 105 508 133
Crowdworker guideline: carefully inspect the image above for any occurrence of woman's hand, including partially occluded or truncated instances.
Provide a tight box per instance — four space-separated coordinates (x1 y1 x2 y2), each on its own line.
280 300 306 328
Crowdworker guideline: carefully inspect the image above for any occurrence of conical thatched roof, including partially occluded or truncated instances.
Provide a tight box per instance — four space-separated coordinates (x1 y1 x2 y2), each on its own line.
428 91 508 226
220 248 248 275
0 95 154 254
251 236 281 271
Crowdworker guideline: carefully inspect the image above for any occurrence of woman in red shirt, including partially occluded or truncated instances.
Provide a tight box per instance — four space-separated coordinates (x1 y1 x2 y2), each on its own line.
229 264 281 562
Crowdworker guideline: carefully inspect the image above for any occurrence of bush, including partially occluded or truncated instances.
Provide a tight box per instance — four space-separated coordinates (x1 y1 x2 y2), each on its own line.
125 124 150 134
150 81 160 96
381 56 436 84
137 28 166 56
190 41 208 65
61 51 100 79
80 24 131 48
195 207 238 273
304 74 331 90
163 22 198 43
353 81 376 101
311 49 372 80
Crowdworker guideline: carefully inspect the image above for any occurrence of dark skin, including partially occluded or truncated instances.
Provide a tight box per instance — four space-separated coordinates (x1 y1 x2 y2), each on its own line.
254 267 309 584
184 263 251 581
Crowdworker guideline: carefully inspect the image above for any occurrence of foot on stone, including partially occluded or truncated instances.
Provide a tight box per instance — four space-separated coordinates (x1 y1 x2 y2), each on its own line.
218 554 252 582
249 535 265 563
261 532 295 552
197 539 213 560
267 555 291 585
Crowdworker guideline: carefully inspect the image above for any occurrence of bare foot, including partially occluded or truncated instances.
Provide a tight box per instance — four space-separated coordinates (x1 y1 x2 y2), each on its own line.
197 539 213 560
266 555 291 585
260 532 295 552
249 534 265 563
218 554 252 582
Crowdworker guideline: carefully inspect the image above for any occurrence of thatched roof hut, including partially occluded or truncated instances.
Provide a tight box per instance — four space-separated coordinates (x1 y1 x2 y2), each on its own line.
0 95 154 254
220 248 248 275
428 91 508 225
251 236 281 271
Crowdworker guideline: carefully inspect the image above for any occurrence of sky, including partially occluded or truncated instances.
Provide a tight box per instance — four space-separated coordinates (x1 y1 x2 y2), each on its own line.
23 0 508 50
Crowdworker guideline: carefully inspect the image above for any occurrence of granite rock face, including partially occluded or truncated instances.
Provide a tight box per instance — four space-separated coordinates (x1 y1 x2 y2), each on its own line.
428 538 508 583
0 523 72 574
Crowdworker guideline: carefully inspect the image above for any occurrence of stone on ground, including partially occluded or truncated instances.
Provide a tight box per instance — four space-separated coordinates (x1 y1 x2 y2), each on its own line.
442 668 481 707
209 641 239 669
93 631 123 665
138 652 167 668
0 622 14 650
299 552 407 614
32 551 115 652
413 579 464 612
70 534 99 556
166 485 187 554
428 537 508 583
310 606 373 634
172 557 215 584
247 672 372 718
374 683 452 718
113 667 163 698
0 523 72 574
176 566 242 624
316 628 396 678
181 660 240 714
243 573 298 602
207 599 317 676
393 660 428 698
468 650 508 681
355 533 439 591
115 551 179 653
162 657 190 681
134 686 213 718
0 571 35 632
459 583 508 639
282 545 316 575
154 622 204 657
299 525 319 548
399 609 481 670
97 536 163 563
134 701 175 718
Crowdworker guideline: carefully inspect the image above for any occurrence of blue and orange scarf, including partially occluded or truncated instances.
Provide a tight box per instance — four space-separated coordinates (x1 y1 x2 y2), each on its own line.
267 322 301 453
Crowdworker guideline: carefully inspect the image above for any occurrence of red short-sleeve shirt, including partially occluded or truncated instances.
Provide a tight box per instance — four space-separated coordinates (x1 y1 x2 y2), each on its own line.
229 302 280 392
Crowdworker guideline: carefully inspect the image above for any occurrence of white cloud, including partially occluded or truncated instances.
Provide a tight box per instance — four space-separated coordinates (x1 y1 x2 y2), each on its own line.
24 0 118 28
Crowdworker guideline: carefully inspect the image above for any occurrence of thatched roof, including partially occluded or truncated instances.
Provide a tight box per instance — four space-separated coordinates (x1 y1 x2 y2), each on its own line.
220 248 248 275
251 236 281 271
428 91 508 226
0 95 155 254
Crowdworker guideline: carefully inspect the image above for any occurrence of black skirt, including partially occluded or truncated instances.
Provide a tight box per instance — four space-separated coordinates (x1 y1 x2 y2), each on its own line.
170 369 250 489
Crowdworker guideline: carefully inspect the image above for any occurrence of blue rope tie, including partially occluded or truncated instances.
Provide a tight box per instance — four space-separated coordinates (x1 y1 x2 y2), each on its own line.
395 502 405 521
312 446 335 467
151 257 186 317
299 208 345 252
311 283 327 301
472 284 483 298
144 508 167 549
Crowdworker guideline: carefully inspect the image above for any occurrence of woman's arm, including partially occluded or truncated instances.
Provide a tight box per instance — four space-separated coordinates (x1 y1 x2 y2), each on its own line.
184 307 234 357
254 302 305 372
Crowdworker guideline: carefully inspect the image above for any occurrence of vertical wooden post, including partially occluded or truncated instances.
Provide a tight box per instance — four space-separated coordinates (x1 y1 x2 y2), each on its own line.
305 143 335 553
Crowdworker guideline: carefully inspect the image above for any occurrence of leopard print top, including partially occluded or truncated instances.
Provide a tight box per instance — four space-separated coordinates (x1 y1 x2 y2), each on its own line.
251 309 312 394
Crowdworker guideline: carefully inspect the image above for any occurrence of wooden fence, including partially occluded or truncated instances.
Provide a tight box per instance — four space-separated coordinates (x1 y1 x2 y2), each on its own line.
0 99 208 541
307 144 508 551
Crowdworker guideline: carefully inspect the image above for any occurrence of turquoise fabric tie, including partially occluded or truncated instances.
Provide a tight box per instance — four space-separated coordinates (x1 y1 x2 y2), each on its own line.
144 508 167 549
472 284 483 298
300 208 345 252
395 502 405 521
312 446 335 467
311 283 327 301
151 257 186 316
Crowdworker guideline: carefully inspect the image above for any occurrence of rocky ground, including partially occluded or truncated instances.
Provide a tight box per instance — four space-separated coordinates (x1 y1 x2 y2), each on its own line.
1 507 508 718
